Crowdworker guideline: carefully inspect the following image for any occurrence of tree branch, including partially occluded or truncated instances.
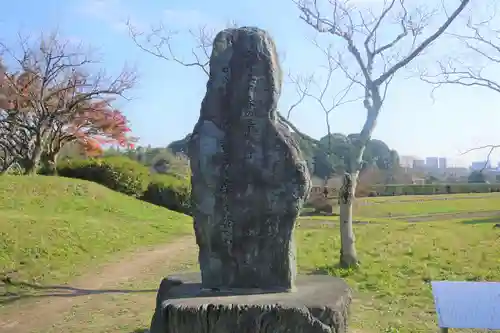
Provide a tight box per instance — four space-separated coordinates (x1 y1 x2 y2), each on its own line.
421 16 500 95
460 144 500 171
128 19 319 146
0 32 136 171
375 0 471 85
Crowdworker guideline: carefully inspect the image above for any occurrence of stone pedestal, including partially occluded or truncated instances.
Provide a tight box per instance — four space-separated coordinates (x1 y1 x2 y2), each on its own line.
149 272 351 333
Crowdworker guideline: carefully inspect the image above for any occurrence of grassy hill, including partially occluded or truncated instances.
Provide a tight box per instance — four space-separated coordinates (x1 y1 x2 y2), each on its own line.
0 176 192 284
1 177 499 332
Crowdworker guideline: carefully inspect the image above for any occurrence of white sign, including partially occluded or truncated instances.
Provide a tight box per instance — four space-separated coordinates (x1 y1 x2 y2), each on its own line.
431 281 500 329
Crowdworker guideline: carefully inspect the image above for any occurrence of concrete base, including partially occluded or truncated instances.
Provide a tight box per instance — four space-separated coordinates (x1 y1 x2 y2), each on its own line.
149 272 351 333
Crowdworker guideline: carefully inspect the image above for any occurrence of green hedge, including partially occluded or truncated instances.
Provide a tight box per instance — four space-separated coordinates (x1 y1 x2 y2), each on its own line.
311 183 500 197
57 156 192 215
141 174 191 215
57 156 150 197
370 183 500 196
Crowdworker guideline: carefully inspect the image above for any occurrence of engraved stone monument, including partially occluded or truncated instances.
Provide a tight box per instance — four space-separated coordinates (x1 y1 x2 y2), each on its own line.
149 26 351 333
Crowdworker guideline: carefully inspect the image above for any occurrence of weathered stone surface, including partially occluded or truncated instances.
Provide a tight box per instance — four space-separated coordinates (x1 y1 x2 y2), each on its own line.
149 273 351 333
187 27 311 291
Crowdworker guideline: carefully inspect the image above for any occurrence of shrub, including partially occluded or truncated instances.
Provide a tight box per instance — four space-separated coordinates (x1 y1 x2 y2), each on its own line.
142 174 191 215
57 156 150 197
468 170 487 183
355 185 371 197
370 183 500 196
304 190 338 215
4 163 23 175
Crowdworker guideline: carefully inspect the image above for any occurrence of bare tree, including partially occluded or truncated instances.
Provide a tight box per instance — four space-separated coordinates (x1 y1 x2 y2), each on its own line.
286 41 361 183
421 14 500 164
0 32 136 174
128 21 240 77
296 0 471 267
127 21 316 129
128 20 373 199
128 20 368 167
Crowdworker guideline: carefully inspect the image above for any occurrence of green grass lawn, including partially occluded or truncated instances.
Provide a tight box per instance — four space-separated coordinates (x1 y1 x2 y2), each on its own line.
0 175 192 285
297 193 500 332
358 192 500 202
350 193 500 218
2 177 499 333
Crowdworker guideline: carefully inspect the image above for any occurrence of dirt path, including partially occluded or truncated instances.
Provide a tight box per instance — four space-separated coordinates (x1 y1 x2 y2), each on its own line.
391 210 500 222
0 234 370 333
0 235 197 333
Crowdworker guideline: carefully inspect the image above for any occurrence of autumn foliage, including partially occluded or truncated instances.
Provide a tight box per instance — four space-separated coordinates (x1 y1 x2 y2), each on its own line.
0 33 136 173
66 99 134 156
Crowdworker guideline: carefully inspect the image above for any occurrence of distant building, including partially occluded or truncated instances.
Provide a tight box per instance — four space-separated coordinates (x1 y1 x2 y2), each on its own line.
413 159 425 169
471 161 491 171
438 157 447 169
399 155 416 168
412 177 425 185
426 157 439 169
445 167 469 177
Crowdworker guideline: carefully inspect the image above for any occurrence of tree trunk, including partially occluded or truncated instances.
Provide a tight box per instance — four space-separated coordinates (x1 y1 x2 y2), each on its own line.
338 172 359 268
22 134 46 175
23 150 42 175
336 90 381 268
40 151 59 175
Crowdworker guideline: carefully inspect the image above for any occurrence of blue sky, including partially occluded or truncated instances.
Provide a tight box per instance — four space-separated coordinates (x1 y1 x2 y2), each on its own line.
2 0 499 167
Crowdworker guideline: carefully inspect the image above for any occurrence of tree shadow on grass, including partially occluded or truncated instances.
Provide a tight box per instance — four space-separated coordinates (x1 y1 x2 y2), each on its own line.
310 264 357 278
0 278 157 305
130 329 148 333
461 216 500 225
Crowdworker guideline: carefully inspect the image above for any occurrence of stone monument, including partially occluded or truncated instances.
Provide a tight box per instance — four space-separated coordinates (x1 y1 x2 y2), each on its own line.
149 26 351 333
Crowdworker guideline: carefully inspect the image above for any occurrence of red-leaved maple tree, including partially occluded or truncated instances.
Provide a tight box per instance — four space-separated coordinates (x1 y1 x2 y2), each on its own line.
0 33 137 173
47 98 135 159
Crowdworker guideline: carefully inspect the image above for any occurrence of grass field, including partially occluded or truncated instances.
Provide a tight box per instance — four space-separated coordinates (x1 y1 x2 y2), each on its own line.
1 178 499 333
352 193 500 218
298 193 500 332
0 176 192 285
